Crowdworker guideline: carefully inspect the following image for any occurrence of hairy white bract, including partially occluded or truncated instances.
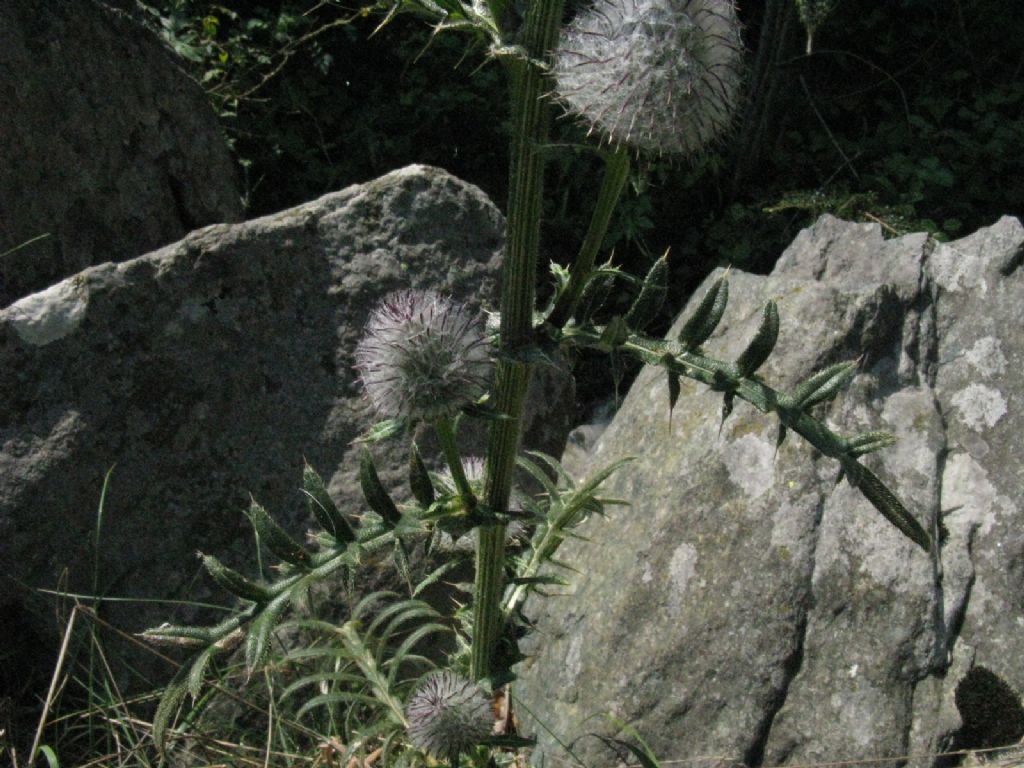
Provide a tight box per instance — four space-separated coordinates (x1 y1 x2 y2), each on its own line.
355 290 491 422
552 0 743 154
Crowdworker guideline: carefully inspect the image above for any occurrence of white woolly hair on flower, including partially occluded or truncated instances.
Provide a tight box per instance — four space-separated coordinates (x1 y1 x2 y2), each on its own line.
405 670 493 759
552 0 743 155
355 290 492 423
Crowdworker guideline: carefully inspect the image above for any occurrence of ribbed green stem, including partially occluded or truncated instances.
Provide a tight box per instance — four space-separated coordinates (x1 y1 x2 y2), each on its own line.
435 418 476 510
473 362 529 680
546 147 631 329
470 0 565 683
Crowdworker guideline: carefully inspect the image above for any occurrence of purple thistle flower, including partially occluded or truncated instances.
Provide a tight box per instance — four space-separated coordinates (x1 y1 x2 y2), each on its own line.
552 0 743 155
355 290 492 423
405 670 493 759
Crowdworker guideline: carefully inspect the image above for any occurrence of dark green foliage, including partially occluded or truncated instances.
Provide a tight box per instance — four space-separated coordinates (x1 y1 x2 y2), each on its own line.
360 448 402 526
245 498 310 565
137 0 510 216
201 553 273 602
303 461 356 542
677 276 729 350
839 458 931 551
576 269 615 325
845 430 897 458
623 251 669 332
735 300 779 377
790 361 859 409
666 366 681 425
408 443 435 508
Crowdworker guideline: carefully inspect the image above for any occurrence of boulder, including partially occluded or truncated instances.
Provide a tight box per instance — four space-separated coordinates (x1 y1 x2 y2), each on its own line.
0 0 243 308
516 215 1024 766
0 165 573 703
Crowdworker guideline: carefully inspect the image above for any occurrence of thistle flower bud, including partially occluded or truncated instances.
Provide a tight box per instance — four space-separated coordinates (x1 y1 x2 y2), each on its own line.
355 290 492 423
405 670 493 759
552 0 743 155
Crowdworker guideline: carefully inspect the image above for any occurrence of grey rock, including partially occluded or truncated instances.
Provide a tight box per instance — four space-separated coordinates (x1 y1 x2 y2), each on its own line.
0 0 243 308
0 165 572 697
516 215 1024 766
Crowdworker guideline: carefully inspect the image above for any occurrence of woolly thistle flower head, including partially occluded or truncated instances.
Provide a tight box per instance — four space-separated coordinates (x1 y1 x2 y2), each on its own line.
405 670 493 759
355 290 492 423
552 0 743 155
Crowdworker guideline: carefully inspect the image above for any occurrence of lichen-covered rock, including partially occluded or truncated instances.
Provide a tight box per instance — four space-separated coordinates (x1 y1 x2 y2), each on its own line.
516 215 1024 766
0 0 243 307
0 165 573 703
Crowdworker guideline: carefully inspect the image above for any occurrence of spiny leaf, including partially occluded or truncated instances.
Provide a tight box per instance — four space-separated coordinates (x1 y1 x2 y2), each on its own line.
385 623 452 686
775 423 788 455
408 442 435 508
201 553 272 603
576 268 615 324
187 644 222 700
393 540 412 594
678 275 729 350
296 691 384 721
368 599 440 646
245 589 291 672
720 391 735 430
354 418 406 444
360 448 401 526
845 430 897 458
736 300 780 377
624 250 669 332
666 365 681 430
139 623 214 648
281 671 371 702
153 662 191 754
246 499 309 566
524 450 575 489
791 361 859 409
516 454 560 500
412 560 461 598
549 260 572 293
598 315 630 351
572 456 635 501
303 462 355 542
840 458 931 552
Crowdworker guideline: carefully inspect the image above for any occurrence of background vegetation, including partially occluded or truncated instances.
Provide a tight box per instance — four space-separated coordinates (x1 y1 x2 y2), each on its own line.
138 1 1022 251
134 0 1023 411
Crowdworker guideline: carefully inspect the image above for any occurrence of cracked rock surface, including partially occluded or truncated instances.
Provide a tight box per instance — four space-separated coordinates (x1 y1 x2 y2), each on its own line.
516 215 1024 766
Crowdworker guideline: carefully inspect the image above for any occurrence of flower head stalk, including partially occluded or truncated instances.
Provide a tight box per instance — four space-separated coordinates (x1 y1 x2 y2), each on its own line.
355 290 492 424
552 0 743 155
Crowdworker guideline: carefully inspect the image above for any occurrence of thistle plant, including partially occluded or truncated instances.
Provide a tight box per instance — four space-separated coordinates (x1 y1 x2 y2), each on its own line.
142 0 933 763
